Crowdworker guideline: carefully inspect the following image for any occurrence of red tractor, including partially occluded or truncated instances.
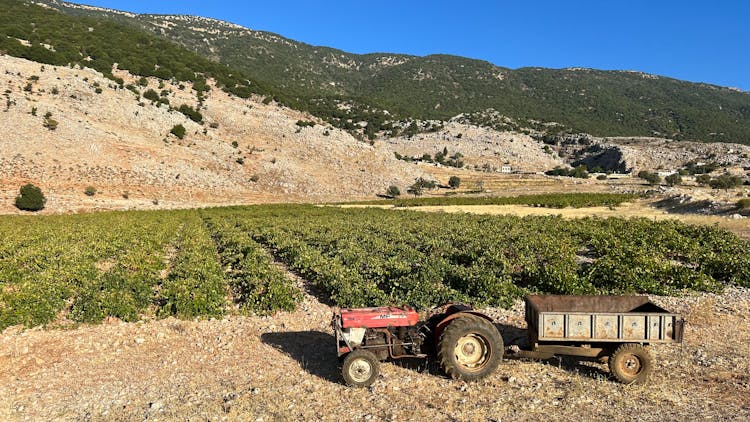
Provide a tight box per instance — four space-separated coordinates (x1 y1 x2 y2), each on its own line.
332 304 503 387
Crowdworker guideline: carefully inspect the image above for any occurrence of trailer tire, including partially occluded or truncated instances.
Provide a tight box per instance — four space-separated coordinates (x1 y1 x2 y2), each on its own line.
609 343 653 384
342 350 379 387
438 315 503 381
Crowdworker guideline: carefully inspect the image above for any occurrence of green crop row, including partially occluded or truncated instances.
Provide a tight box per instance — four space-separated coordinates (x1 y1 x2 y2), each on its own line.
1 204 748 329
159 213 227 318
209 205 747 309
348 193 640 208
0 212 181 328
69 213 180 323
203 216 299 314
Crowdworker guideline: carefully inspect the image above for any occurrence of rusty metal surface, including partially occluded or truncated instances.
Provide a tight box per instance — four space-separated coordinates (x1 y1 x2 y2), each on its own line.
505 344 607 360
525 295 683 344
526 295 667 313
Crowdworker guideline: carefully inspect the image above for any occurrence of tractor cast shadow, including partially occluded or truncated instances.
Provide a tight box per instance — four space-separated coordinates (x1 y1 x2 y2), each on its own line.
262 324 610 386
261 331 341 383
495 322 610 381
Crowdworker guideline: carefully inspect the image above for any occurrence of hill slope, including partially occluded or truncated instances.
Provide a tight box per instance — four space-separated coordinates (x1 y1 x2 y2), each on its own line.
28 0 750 144
0 55 425 212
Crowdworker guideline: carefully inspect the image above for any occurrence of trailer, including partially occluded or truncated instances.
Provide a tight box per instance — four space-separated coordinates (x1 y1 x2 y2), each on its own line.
506 295 685 384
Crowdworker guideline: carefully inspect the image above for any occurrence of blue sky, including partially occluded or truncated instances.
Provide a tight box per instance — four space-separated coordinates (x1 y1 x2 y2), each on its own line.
78 1 749 90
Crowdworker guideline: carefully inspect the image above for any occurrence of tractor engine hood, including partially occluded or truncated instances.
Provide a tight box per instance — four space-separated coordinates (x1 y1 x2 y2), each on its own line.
340 307 420 329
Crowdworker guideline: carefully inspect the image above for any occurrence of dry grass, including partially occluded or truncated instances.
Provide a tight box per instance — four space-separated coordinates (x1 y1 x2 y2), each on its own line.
345 199 750 240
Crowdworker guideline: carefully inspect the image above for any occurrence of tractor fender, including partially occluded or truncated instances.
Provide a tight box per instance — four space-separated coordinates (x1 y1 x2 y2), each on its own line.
433 310 495 347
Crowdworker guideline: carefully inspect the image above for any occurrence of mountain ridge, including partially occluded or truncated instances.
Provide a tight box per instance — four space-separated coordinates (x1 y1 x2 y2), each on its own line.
29 0 749 93
4 0 750 146
27 0 750 145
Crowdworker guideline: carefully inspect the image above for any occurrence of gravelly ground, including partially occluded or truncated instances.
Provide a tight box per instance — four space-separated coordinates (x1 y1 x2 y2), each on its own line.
1 281 749 421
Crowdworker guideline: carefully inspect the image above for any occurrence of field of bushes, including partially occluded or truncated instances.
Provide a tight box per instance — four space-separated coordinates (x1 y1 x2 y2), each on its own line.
1 198 748 329
352 192 641 208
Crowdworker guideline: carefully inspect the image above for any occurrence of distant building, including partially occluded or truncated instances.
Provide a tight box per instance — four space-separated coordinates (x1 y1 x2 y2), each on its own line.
657 170 676 177
501 165 512 174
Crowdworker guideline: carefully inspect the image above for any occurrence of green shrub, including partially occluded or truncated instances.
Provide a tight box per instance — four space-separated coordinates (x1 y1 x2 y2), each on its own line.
295 120 315 128
386 185 401 198
125 84 140 96
407 184 423 197
737 198 750 209
84 186 96 196
709 174 743 190
406 177 437 197
448 176 461 189
170 124 186 139
637 170 661 185
413 177 437 189
177 104 203 123
43 112 58 130
14 184 46 211
143 89 160 102
546 165 589 179
665 173 682 186
696 174 712 185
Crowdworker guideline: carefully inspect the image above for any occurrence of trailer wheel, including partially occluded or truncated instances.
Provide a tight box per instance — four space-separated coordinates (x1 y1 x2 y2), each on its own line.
342 350 379 387
438 315 503 381
609 343 653 384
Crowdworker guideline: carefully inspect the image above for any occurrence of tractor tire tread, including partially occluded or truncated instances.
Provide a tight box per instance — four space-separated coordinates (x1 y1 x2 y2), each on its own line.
608 343 653 384
437 314 503 381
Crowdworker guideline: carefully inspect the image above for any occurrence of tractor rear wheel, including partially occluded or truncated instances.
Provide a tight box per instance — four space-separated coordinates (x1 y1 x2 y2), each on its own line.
609 343 653 384
342 349 379 387
437 315 503 381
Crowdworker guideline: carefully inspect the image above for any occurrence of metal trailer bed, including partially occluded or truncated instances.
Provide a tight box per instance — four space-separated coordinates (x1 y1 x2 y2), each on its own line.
506 295 685 384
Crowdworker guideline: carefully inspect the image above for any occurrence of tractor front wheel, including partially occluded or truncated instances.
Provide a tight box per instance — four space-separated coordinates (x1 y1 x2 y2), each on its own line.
342 349 379 387
438 315 503 381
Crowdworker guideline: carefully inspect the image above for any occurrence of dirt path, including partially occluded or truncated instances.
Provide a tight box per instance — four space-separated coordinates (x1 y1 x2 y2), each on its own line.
2 276 749 421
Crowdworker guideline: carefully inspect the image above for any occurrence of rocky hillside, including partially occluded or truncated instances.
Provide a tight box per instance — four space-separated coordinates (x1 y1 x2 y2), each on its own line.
0 55 425 213
385 122 565 173
583 137 750 174
29 0 750 144
1 1 748 215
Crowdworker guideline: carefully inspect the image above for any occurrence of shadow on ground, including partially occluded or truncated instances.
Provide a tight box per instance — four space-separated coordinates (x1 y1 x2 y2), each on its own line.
261 330 442 382
496 322 611 381
261 331 341 383
262 325 612 386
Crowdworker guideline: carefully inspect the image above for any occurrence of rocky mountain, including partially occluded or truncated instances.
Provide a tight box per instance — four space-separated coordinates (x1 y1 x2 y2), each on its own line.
27 0 750 145
0 55 426 213
0 0 748 214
